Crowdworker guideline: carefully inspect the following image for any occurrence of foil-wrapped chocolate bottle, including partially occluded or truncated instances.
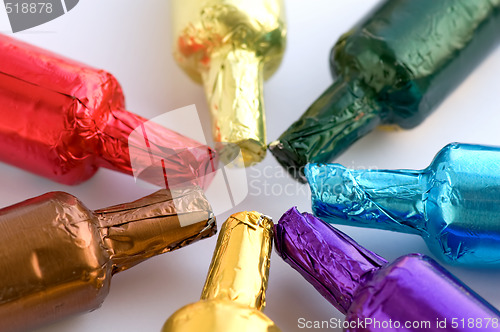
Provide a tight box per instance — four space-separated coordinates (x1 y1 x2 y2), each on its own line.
162 211 280 332
270 0 500 181
0 34 217 188
275 208 500 331
306 143 500 266
0 187 216 332
172 0 286 166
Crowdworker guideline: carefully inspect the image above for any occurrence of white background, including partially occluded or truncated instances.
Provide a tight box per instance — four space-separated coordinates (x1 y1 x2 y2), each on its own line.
1 1 500 331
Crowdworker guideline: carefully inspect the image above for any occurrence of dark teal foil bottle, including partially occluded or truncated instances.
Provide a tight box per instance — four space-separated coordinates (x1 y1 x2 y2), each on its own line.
269 0 500 181
306 143 500 267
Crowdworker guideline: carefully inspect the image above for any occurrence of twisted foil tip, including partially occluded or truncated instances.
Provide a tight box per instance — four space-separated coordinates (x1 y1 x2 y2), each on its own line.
268 140 307 183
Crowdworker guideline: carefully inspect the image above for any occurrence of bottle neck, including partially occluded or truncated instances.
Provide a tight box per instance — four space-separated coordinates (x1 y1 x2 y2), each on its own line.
201 48 266 167
95 108 217 189
307 164 429 235
95 186 215 274
269 78 383 182
275 207 387 314
201 211 273 311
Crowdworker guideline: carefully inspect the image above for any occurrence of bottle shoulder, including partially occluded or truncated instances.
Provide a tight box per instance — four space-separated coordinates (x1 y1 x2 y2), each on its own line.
163 300 280 332
330 0 500 128
347 254 500 323
0 191 113 329
172 0 286 81
0 192 112 298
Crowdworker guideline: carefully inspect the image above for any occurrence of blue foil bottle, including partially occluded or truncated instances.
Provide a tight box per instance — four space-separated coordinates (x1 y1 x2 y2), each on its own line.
306 143 500 266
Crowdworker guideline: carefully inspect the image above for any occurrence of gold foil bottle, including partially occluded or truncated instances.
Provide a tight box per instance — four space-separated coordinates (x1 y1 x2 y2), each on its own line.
162 211 280 332
172 0 286 166
0 187 216 332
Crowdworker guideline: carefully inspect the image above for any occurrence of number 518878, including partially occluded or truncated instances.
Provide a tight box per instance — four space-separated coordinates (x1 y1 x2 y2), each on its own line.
5 2 53 14
451 318 499 329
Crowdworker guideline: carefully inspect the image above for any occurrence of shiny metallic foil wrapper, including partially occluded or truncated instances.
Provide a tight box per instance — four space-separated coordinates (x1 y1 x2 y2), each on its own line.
276 208 500 331
269 0 500 181
306 143 500 267
0 34 217 188
172 0 286 166
0 187 216 332
162 211 280 332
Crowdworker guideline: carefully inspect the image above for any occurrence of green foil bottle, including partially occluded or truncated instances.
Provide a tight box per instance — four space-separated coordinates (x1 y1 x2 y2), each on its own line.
269 0 500 181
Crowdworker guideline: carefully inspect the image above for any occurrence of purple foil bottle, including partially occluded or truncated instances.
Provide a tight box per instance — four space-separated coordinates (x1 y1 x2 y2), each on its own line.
275 207 500 331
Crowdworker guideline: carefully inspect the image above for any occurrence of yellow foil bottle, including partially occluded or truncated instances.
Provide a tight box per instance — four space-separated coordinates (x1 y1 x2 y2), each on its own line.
171 0 286 166
0 187 216 332
162 211 280 332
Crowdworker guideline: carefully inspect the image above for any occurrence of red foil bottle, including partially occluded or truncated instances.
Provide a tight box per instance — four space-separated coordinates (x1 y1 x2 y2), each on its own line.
0 34 217 187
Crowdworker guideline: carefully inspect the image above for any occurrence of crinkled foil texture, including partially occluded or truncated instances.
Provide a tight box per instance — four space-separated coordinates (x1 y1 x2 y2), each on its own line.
275 208 500 331
163 211 281 332
347 254 500 332
97 186 217 273
306 163 428 234
201 211 273 310
0 34 217 187
0 186 215 332
268 79 381 182
172 0 286 166
275 208 386 314
306 143 500 266
270 0 500 180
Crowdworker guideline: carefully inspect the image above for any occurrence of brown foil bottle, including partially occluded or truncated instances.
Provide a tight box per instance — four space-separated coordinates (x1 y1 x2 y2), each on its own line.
0 187 216 332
